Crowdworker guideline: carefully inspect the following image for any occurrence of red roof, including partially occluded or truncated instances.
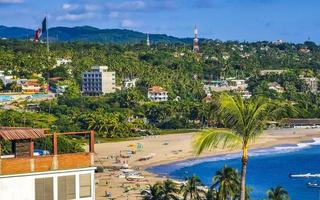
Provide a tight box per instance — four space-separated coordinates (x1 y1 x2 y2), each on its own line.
148 86 166 93
0 127 46 141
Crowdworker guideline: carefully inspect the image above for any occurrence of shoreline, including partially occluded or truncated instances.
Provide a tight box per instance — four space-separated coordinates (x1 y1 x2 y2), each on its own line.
94 128 320 199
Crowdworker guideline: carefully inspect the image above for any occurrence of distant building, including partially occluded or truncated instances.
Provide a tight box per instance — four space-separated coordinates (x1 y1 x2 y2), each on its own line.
193 26 200 52
0 71 14 86
268 82 284 93
55 58 72 67
0 128 96 200
229 79 247 91
300 77 318 93
260 70 287 76
283 118 320 128
123 78 138 89
148 86 168 102
82 66 116 96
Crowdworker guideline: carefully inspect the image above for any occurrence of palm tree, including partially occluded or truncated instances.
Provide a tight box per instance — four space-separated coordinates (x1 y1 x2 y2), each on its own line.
159 179 179 200
141 183 163 200
213 165 240 200
193 93 289 200
205 185 217 200
180 175 204 200
266 186 290 200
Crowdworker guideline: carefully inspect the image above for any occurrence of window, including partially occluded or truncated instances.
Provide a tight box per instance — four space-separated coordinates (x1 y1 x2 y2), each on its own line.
79 174 92 198
35 177 53 200
58 175 76 200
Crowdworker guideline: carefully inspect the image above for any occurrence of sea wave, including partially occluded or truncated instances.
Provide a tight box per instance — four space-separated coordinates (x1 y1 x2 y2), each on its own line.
149 137 320 174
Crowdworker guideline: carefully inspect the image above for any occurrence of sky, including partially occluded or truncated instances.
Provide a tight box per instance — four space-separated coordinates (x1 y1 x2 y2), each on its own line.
0 0 320 43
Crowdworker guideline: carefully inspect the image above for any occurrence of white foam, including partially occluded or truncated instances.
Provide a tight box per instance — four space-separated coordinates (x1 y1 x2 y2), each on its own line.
167 137 320 169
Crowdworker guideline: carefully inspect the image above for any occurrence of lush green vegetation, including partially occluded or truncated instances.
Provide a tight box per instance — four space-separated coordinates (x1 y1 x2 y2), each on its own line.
141 165 290 200
0 39 320 139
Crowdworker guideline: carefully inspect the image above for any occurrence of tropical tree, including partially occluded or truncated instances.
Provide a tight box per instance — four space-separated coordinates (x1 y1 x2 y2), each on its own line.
212 165 240 200
193 93 288 200
205 185 217 200
266 186 290 200
159 179 180 200
180 175 204 200
141 183 163 200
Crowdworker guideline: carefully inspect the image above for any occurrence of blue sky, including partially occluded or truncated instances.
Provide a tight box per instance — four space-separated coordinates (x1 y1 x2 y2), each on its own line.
0 0 320 43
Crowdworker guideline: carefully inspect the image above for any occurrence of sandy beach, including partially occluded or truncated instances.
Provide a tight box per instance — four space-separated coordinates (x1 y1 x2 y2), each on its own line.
94 128 320 200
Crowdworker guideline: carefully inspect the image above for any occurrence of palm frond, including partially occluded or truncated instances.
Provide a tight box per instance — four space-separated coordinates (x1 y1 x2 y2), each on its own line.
193 129 242 155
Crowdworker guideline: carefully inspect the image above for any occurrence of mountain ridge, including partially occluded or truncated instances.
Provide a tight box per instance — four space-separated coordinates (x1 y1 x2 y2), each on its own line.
0 25 196 44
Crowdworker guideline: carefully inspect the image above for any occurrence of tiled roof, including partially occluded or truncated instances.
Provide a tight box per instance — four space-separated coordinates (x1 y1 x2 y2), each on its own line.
148 86 166 93
0 127 46 140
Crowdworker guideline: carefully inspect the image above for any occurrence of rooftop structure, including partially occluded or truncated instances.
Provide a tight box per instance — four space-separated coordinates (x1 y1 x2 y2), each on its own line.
148 86 168 102
0 127 96 200
82 66 116 96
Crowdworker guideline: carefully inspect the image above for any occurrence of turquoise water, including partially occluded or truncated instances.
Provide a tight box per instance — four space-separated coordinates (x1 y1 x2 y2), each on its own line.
0 93 52 102
149 139 320 200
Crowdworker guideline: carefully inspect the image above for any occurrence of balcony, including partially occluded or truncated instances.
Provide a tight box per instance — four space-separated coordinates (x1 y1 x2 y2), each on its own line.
0 128 95 175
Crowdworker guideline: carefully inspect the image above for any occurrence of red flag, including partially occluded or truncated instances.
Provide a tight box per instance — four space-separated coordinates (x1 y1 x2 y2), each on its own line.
34 28 42 42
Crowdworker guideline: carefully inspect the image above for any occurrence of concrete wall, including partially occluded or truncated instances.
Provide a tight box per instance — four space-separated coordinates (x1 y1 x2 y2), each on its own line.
0 167 96 200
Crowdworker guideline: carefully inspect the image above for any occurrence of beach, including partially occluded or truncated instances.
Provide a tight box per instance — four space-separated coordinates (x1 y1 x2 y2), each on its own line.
94 128 320 199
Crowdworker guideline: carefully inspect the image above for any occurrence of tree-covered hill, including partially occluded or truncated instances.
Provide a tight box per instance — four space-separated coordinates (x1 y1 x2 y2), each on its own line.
0 25 194 44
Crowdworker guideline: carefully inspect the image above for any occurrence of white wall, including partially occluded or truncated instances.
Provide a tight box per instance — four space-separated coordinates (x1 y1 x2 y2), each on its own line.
0 167 96 200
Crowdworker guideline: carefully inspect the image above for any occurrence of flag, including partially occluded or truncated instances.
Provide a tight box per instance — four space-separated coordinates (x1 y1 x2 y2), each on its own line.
42 17 47 33
33 17 47 42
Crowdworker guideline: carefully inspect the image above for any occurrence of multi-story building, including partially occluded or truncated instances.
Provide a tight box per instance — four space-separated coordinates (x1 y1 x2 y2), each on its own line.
81 66 116 96
147 86 168 102
0 127 96 200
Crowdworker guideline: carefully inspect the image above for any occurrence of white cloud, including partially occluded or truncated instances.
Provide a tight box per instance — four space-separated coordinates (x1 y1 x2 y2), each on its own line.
106 1 146 11
56 13 94 21
121 19 141 28
0 0 23 3
62 3 80 11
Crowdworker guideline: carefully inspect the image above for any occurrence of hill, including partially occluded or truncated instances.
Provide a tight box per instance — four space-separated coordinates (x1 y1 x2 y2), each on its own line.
0 25 194 44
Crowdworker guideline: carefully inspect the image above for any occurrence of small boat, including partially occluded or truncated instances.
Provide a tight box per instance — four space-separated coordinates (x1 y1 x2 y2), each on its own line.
307 182 320 188
289 173 320 178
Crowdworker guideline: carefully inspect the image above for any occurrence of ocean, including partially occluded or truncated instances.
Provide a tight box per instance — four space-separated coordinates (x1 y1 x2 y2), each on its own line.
149 138 320 200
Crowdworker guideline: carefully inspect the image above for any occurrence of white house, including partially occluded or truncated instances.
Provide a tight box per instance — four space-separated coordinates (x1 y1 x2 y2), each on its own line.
123 78 138 89
147 86 168 102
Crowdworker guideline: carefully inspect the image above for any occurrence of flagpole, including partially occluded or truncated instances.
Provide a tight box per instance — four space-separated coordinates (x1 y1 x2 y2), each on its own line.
46 15 49 52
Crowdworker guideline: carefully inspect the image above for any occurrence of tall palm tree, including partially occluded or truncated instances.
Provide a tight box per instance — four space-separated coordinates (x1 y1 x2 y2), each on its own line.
141 183 163 200
180 175 204 200
213 165 240 200
193 93 289 200
159 179 180 200
266 186 290 200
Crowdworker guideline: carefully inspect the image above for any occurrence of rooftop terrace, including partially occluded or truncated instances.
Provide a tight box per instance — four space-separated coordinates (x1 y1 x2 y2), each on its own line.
0 128 95 175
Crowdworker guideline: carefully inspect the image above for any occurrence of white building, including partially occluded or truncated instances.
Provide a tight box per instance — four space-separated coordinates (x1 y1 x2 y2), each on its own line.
0 128 96 200
0 71 14 86
229 79 247 91
81 66 116 96
268 82 284 93
55 58 72 67
123 78 138 89
148 86 168 102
